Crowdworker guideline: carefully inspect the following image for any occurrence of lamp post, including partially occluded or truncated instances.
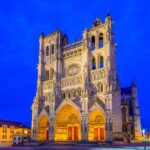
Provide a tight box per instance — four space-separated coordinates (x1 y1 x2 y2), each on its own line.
142 129 146 150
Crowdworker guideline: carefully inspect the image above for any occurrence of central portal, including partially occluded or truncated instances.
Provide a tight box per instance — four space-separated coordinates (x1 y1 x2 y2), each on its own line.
55 103 81 141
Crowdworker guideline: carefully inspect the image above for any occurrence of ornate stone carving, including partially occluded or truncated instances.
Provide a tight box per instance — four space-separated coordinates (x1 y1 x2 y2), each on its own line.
66 63 81 76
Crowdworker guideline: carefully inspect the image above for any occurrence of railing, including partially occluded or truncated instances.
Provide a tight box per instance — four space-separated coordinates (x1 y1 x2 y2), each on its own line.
61 75 83 88
63 40 82 51
91 68 106 81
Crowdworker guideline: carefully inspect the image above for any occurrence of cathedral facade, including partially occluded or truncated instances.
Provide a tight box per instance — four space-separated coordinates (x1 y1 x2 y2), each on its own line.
31 15 142 143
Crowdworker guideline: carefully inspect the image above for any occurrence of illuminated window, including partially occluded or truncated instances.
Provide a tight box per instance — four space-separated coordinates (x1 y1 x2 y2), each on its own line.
2 125 7 133
99 33 103 48
10 126 14 134
91 36 95 50
92 58 96 70
2 135 7 139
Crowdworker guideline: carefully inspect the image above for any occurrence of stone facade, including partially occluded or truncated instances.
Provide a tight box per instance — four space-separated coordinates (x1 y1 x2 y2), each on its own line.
31 15 142 142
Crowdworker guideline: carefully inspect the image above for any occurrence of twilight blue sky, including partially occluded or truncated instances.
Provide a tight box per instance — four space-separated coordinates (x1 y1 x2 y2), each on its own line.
0 0 150 129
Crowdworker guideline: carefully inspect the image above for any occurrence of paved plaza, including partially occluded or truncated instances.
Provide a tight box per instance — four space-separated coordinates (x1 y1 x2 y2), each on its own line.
0 146 150 150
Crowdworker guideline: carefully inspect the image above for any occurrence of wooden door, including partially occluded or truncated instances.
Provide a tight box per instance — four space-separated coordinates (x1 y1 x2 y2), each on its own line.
74 126 78 140
100 128 104 140
68 126 72 141
94 128 98 141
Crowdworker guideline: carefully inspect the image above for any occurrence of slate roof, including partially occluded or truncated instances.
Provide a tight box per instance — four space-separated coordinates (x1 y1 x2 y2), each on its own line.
0 119 30 129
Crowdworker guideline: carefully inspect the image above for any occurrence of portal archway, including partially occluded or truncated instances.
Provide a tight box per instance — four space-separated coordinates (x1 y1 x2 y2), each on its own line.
88 108 106 141
55 103 81 141
37 115 49 141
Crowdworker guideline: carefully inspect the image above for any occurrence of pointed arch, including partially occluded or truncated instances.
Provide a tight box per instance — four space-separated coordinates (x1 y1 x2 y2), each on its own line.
37 115 49 141
99 56 104 68
88 105 106 141
99 33 104 48
55 100 81 141
46 46 50 56
92 57 96 70
91 36 96 50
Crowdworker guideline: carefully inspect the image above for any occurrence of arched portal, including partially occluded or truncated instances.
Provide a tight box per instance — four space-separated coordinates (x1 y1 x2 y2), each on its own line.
55 104 81 141
88 108 106 141
37 115 49 141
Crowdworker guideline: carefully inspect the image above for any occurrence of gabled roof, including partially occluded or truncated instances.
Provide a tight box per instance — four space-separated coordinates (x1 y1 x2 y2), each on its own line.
0 119 30 129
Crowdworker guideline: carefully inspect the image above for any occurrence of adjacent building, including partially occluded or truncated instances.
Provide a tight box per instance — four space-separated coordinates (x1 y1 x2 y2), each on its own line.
0 119 31 144
31 14 142 142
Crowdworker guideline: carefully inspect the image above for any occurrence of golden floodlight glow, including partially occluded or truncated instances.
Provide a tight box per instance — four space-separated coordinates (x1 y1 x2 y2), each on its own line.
88 108 106 141
37 115 49 141
55 104 81 141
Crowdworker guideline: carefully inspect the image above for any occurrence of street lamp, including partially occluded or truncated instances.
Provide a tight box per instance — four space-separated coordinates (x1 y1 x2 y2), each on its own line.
142 129 146 150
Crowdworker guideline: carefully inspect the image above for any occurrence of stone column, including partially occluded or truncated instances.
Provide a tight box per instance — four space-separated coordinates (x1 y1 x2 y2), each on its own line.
81 114 88 141
31 121 38 141
106 112 113 143
49 117 55 141
31 102 38 141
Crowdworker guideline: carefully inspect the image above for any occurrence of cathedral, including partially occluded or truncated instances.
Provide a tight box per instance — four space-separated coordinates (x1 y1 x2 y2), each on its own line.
31 14 142 143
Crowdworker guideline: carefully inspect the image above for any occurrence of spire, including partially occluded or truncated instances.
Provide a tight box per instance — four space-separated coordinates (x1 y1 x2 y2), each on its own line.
131 76 137 87
92 18 102 28
106 10 111 17
39 32 44 39
105 12 112 23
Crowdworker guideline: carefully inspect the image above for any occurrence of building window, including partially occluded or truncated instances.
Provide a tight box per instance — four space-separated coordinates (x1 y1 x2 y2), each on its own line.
99 33 103 48
91 36 95 50
2 135 7 139
10 126 14 134
78 89 81 96
46 46 50 56
50 69 54 80
101 85 103 92
2 125 7 133
63 93 65 99
46 70 49 80
51 44 54 54
122 107 127 132
92 58 96 70
100 56 104 68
